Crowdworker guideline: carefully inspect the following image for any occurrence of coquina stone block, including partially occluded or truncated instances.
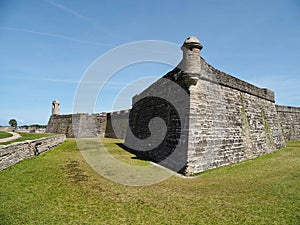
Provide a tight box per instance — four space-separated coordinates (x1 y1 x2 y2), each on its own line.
0 134 66 170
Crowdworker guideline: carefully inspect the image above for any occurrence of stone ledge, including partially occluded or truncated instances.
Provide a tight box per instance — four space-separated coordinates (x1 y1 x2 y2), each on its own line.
0 134 66 170
276 105 300 113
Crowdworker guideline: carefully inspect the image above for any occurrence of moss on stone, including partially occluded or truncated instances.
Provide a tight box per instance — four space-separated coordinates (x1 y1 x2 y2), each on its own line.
261 109 275 149
54 123 60 133
240 94 253 154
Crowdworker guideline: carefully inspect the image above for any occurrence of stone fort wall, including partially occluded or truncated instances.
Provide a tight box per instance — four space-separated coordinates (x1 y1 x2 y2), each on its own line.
124 59 288 174
45 110 129 139
185 58 286 174
124 77 190 173
276 105 300 141
45 83 300 175
45 36 300 175
123 36 298 175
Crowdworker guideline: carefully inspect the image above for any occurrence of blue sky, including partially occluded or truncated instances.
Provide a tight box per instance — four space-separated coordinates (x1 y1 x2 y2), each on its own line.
0 0 299 125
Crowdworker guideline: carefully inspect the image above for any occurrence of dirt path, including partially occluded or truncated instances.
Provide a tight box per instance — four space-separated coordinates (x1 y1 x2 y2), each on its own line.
0 132 21 143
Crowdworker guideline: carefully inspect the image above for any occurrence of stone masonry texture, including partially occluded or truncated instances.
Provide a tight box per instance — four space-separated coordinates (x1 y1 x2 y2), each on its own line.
124 36 288 175
276 105 300 141
185 57 286 174
45 111 129 139
124 78 190 172
0 134 66 170
46 36 299 175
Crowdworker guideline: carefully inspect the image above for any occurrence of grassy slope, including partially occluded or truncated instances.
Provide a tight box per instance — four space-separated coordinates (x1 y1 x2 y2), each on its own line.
0 132 55 145
0 131 13 139
0 139 299 225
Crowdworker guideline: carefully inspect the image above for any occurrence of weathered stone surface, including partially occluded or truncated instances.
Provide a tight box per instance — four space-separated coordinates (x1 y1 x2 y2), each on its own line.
186 65 285 174
46 114 73 136
0 134 66 170
124 36 287 175
125 78 190 172
276 105 300 141
45 111 129 139
52 100 60 115
105 110 130 139
46 113 107 138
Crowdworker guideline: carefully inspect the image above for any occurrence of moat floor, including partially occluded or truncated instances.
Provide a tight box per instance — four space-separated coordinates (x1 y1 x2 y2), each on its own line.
0 138 299 225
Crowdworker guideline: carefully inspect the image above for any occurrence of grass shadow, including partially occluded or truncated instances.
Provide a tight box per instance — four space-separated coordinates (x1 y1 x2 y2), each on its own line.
116 142 150 162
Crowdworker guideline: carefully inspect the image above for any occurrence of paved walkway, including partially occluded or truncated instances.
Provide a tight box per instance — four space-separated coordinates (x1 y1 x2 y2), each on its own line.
0 132 21 143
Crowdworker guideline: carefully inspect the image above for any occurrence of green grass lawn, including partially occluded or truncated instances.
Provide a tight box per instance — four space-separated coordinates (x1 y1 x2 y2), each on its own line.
0 131 13 139
0 138 299 224
0 132 55 145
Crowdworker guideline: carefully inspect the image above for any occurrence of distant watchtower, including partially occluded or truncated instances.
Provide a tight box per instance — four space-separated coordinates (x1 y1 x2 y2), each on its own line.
52 100 60 115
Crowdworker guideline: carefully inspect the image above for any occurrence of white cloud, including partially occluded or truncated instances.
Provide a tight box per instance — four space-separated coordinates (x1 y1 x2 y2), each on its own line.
44 0 89 21
0 27 111 46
